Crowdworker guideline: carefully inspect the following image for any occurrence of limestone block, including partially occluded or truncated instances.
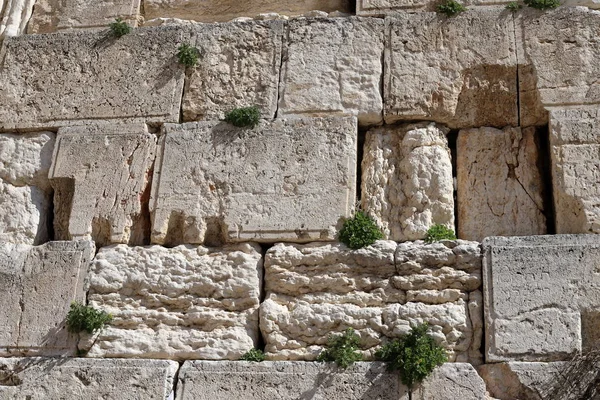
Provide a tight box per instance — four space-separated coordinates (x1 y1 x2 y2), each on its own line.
0 0 36 38
384 10 518 129
0 132 54 245
278 17 384 126
457 127 547 242
0 358 178 399
49 124 156 247
87 243 262 360
357 0 514 15
0 26 187 130
150 117 356 245
0 240 94 356
361 122 454 241
182 20 283 121
412 363 488 400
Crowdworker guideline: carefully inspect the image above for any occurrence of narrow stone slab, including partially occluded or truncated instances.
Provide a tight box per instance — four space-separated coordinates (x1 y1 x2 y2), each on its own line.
0 240 94 356
0 0 36 38
150 117 357 245
278 17 384 126
357 0 513 15
0 358 178 399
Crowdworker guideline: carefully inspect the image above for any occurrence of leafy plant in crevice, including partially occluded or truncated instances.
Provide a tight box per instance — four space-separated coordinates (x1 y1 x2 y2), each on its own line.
240 348 266 362
436 0 467 16
224 106 261 128
317 328 363 369
523 0 559 9
339 211 384 250
424 224 456 243
505 1 523 11
66 301 113 334
109 18 132 37
177 43 201 67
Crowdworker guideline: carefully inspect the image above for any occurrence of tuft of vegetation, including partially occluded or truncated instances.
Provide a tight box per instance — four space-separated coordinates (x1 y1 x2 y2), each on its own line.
317 328 363 369
66 301 113 334
505 1 523 11
523 0 559 9
339 211 384 250
177 44 201 67
436 0 467 16
424 224 456 243
109 18 132 37
376 324 447 388
240 348 266 362
224 106 261 128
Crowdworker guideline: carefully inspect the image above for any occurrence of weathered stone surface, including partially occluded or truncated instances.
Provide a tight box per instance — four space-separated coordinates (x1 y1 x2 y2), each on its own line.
0 132 54 245
278 17 384 126
479 362 566 400
0 358 178 399
357 0 513 15
457 127 547 242
182 20 283 121
87 243 262 360
385 10 517 129
0 240 93 356
0 26 187 130
151 117 356 245
0 0 36 38
49 124 155 247
412 363 489 400
361 122 454 241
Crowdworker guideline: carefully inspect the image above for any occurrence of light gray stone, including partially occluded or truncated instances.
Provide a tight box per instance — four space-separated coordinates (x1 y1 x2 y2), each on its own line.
150 117 357 245
479 362 566 400
412 363 489 400
357 0 514 15
0 240 94 356
278 17 384 126
0 358 178 399
0 0 36 38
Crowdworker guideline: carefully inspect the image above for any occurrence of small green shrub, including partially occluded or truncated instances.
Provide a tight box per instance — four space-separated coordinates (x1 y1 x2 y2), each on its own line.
177 44 201 67
437 0 467 16
109 18 132 37
505 1 522 11
376 324 447 388
66 301 112 334
424 224 456 243
240 348 266 362
224 106 261 128
524 0 559 9
339 211 384 250
317 328 363 369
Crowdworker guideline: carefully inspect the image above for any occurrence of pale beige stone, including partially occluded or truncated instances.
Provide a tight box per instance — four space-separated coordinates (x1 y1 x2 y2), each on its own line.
457 127 547 241
87 243 262 360
49 124 156 247
361 123 454 241
0 0 35 38
412 363 488 400
357 0 514 15
278 17 384 126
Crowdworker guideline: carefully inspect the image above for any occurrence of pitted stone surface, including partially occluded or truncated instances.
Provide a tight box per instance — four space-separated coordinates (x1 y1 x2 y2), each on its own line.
457 127 547 241
182 20 283 121
357 0 513 14
0 26 187 130
0 0 36 38
151 117 356 245
0 241 93 356
479 362 566 400
361 122 454 241
49 124 156 247
87 243 262 360
412 363 488 400
278 17 384 126
0 358 178 399
384 10 517 129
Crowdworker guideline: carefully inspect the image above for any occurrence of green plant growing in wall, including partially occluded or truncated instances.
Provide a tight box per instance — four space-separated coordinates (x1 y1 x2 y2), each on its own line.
339 211 384 250
66 301 113 334
177 44 201 67
109 18 132 37
523 0 559 9
505 1 523 11
436 0 467 16
240 348 266 362
424 224 456 243
376 323 447 388
224 106 261 128
317 328 363 369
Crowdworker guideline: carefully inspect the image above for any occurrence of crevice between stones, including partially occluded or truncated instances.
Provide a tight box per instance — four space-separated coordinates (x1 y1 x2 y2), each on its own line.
356 128 367 208
447 129 459 236
274 20 288 120
257 243 273 353
169 361 184 400
535 124 556 234
512 13 521 128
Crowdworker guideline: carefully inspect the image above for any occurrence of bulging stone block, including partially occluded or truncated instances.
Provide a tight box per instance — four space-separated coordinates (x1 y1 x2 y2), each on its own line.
0 240 94 356
150 117 357 245
87 243 262 360
0 0 36 38
278 17 384 126
361 122 454 241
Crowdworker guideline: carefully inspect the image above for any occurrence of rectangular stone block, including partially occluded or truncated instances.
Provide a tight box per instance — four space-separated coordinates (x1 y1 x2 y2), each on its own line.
357 0 515 15
0 26 187 130
412 363 488 400
0 0 36 38
182 20 283 121
278 17 384 126
0 240 94 356
0 358 178 399
86 243 262 360
150 117 357 245
384 10 518 129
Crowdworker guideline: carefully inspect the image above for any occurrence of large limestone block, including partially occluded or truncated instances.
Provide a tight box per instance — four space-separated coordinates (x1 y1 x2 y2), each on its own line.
457 127 547 241
384 10 518 129
0 26 187 130
0 132 54 244
182 20 283 121
357 0 513 15
49 124 156 247
0 358 178 399
0 0 36 38
151 117 356 245
361 122 454 241
412 363 488 400
0 240 94 356
278 17 384 126
87 243 262 360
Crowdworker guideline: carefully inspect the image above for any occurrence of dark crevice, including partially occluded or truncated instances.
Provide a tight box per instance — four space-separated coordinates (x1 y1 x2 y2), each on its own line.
257 243 273 353
349 0 357 14
447 129 459 236
535 124 556 234
45 188 55 243
170 361 184 400
356 128 367 208
513 13 521 127
274 21 289 119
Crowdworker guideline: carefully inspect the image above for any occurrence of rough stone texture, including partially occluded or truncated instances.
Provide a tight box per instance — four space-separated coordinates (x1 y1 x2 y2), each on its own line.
260 240 482 363
412 363 489 400
0 358 178 399
182 20 283 121
357 0 513 15
457 127 547 242
49 124 156 247
0 26 187 130
385 10 518 129
361 122 454 241
278 17 384 126
27 0 140 33
479 362 565 400
87 243 262 360
0 0 36 38
0 132 54 245
0 240 93 356
151 117 356 245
